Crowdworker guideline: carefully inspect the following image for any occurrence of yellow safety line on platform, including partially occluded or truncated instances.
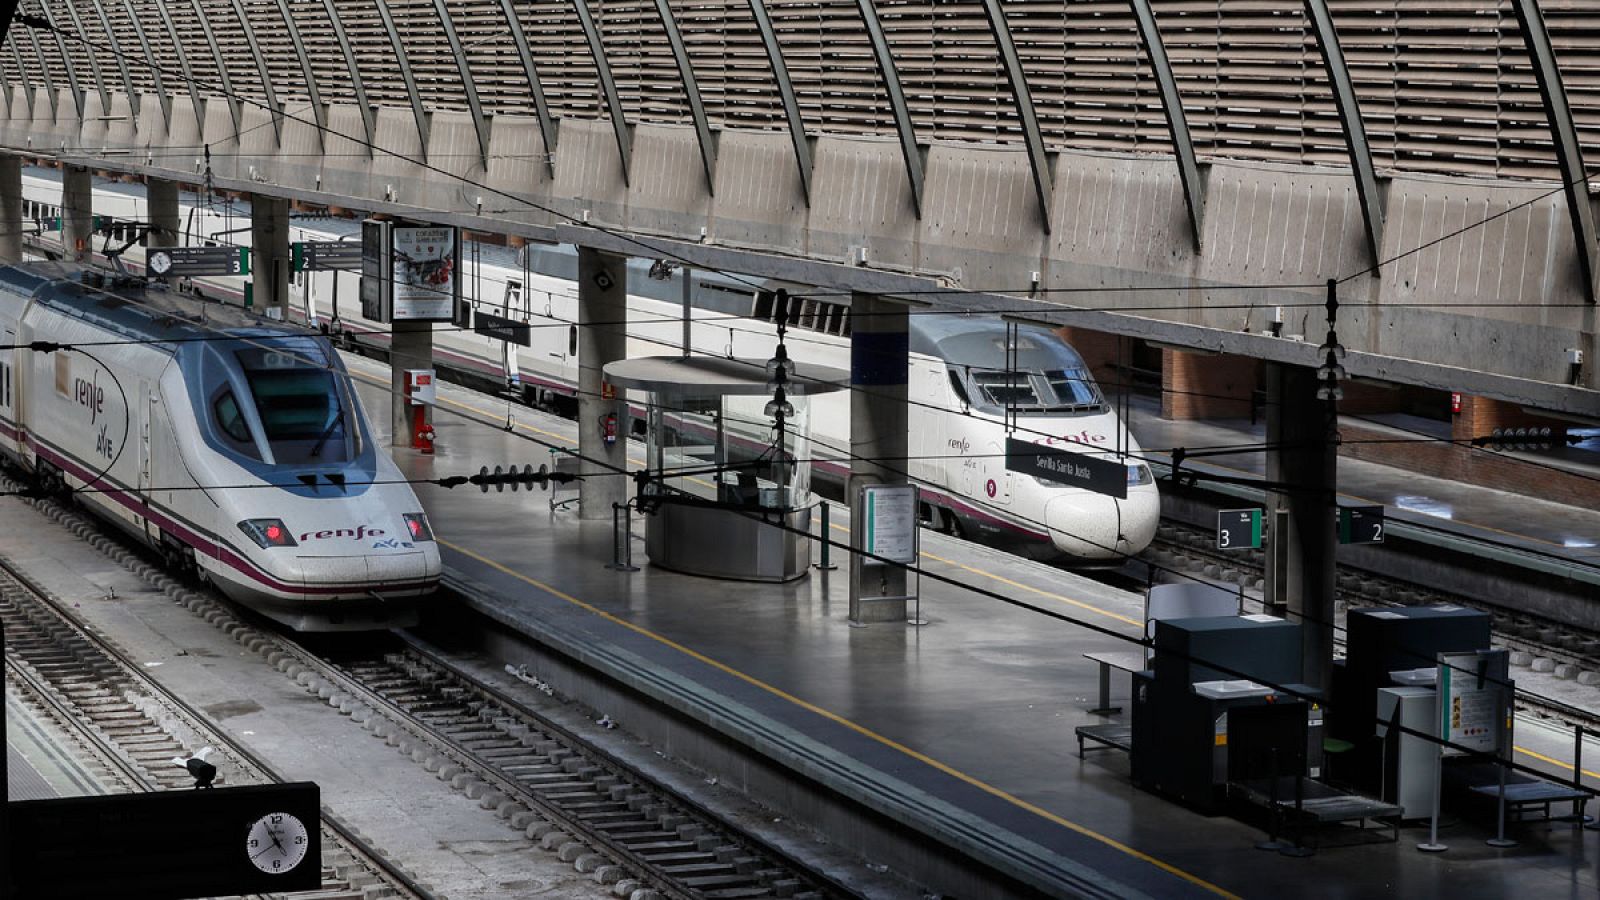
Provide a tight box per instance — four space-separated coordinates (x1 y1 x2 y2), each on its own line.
442 539 1239 900
1516 745 1600 782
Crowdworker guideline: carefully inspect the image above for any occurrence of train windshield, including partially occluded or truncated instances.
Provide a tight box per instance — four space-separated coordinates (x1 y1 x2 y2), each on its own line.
963 367 1104 415
236 345 356 464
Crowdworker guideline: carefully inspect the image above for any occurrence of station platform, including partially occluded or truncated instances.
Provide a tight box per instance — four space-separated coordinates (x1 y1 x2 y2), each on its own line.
346 355 1600 899
1123 395 1600 568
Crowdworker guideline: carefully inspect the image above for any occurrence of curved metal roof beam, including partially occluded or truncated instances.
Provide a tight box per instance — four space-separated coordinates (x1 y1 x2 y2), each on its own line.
570 0 632 185
118 0 172 129
372 0 430 162
226 0 284 144
493 0 557 176
314 0 374 155
85 0 139 121
1512 0 1597 302
272 0 328 150
53 0 110 116
21 16 60 119
1304 0 1383 272
150 0 207 134
3 36 25 118
744 0 811 204
649 0 716 193
1128 0 1204 252
854 0 923 219
429 0 490 168
979 0 1051 234
183 0 241 137
34 2 86 119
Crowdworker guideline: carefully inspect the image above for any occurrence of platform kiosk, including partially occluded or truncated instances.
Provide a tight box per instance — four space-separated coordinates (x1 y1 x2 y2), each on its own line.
602 356 847 583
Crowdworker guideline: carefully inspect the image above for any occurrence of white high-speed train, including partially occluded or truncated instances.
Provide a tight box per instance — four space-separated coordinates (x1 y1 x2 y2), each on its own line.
0 260 441 630
20 168 1159 562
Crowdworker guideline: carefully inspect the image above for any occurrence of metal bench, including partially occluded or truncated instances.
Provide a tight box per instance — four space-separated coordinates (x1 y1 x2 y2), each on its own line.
1075 723 1134 760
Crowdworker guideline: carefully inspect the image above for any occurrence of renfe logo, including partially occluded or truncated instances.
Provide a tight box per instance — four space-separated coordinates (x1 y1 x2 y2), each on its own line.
73 373 106 424
1042 430 1108 447
300 525 387 542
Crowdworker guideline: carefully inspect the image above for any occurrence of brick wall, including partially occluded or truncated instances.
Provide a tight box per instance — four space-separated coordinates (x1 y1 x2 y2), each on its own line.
1451 395 1565 444
1057 326 1128 390
1161 349 1258 419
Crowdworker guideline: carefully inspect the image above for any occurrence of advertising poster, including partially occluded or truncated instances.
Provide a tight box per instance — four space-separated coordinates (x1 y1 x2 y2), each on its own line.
391 226 458 321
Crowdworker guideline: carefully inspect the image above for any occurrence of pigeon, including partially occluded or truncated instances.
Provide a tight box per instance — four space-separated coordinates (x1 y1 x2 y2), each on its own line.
171 746 217 789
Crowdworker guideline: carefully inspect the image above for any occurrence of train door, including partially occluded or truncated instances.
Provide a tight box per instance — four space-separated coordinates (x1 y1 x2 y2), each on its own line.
501 278 523 388
0 330 14 458
134 380 154 541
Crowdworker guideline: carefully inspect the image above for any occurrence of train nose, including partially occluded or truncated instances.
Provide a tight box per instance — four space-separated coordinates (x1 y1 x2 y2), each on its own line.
1044 489 1160 559
293 547 436 594
1044 494 1127 559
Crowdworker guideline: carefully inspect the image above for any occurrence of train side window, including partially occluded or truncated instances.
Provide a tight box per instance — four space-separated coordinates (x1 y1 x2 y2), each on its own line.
213 390 253 444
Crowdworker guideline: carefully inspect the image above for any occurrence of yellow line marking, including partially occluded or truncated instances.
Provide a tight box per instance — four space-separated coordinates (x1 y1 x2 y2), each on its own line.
440 538 1237 899
1516 745 1600 782
918 550 1143 629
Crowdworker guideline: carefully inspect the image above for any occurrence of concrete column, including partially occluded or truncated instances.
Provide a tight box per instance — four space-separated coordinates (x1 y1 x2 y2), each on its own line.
389 321 433 448
848 293 910 622
145 178 178 284
577 246 628 520
61 165 93 262
1262 363 1337 694
0 157 20 264
249 193 290 317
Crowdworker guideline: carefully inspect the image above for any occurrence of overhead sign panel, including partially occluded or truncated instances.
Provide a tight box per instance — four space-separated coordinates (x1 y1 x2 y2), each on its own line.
146 246 250 277
292 240 362 272
474 310 531 346
1217 508 1262 550
1338 505 1385 544
1004 437 1127 499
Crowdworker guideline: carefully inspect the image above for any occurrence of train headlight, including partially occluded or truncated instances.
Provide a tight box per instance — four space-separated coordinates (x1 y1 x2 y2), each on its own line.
403 513 435 542
1127 464 1154 487
239 518 297 548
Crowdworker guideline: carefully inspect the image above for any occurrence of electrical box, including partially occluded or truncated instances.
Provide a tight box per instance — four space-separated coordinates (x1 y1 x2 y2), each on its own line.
1377 686 1438 818
404 369 436 406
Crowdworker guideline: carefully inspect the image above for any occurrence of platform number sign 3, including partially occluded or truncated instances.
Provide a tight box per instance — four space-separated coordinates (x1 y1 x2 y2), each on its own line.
1339 506 1385 545
1217 509 1262 550
247 811 311 874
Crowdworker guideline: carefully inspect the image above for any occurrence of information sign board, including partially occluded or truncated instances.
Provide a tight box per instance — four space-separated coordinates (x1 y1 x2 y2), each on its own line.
474 310 530 346
861 483 918 565
1338 505 1385 544
1216 509 1262 550
1003 437 1127 499
146 245 249 277
292 240 362 272
1438 649 1510 755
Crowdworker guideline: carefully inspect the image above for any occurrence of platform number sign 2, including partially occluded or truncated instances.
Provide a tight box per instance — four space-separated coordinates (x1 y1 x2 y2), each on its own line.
1338 506 1385 545
1217 509 1262 550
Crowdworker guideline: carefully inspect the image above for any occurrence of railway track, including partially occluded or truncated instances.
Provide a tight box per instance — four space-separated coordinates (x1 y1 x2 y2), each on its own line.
322 638 852 900
1 470 865 900
0 553 431 900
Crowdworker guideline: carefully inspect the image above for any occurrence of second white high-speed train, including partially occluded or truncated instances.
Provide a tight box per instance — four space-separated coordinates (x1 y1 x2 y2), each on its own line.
19 168 1160 562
